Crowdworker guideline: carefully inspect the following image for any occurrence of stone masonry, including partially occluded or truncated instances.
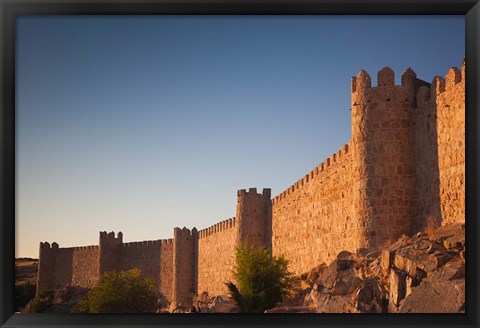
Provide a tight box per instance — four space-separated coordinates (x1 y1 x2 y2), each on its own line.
37 63 465 309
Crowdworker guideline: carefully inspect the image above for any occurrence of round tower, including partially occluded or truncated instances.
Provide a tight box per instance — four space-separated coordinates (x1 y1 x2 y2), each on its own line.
351 67 418 249
235 187 272 250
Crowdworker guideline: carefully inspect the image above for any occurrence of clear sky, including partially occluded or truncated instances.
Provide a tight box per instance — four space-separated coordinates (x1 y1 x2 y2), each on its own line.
16 16 464 258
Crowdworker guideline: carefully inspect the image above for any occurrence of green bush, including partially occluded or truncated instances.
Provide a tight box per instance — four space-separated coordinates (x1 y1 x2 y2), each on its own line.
74 269 157 313
15 283 37 310
30 290 55 313
225 241 293 313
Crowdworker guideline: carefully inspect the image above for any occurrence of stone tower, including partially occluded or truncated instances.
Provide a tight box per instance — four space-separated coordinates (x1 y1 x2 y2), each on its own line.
99 231 122 274
235 188 272 251
36 242 57 295
172 227 197 308
351 67 428 249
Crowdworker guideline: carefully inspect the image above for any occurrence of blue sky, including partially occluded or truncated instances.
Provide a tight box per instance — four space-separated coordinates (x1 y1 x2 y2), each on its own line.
16 16 464 258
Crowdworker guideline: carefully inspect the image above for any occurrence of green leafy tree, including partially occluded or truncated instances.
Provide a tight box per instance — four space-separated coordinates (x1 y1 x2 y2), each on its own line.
74 269 157 313
225 241 293 313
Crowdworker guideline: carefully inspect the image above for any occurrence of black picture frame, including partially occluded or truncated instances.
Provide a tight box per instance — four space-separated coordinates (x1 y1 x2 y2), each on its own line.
1 1 479 327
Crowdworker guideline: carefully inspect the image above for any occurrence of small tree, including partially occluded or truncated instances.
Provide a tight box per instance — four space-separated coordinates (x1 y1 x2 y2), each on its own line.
75 268 157 313
29 290 55 313
225 241 293 313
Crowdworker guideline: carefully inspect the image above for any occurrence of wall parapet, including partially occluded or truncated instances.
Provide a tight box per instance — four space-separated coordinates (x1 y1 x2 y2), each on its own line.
198 217 236 239
122 240 166 247
37 62 465 307
272 142 352 206
351 66 419 94
416 64 464 103
39 242 99 251
237 187 271 198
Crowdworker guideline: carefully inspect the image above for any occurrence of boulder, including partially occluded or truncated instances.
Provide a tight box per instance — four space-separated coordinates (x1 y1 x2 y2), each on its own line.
208 295 236 313
294 223 464 314
388 268 407 311
336 259 355 271
398 264 465 313
310 289 359 313
337 250 354 259
355 279 387 313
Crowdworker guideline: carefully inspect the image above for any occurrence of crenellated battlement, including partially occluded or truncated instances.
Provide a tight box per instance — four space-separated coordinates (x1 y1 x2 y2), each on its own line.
237 187 271 198
272 142 352 206
37 62 465 304
122 240 166 247
73 245 98 250
351 66 419 94
198 217 236 239
39 242 99 251
99 231 123 246
173 226 196 238
416 64 464 104
39 242 52 249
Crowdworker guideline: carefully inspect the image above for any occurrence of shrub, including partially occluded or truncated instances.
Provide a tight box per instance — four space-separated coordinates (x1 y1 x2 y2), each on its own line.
74 269 157 313
225 241 293 313
30 290 55 313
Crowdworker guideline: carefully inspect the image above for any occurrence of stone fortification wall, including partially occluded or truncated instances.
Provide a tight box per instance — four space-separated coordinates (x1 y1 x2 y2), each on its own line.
37 242 99 294
37 63 465 309
172 227 197 308
50 248 74 290
236 188 272 250
271 143 356 275
159 239 174 300
270 65 464 276
415 63 465 227
350 67 427 249
413 80 442 231
197 218 237 295
71 246 99 288
99 231 122 274
121 240 161 289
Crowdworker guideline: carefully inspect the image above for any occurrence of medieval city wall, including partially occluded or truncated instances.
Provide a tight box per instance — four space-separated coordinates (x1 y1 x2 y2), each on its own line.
172 227 197 307
37 242 100 293
159 239 174 300
37 235 175 299
71 246 99 288
271 143 357 275
197 218 237 295
121 241 162 289
37 63 465 309
415 65 465 227
50 248 74 290
413 79 442 231
350 68 423 250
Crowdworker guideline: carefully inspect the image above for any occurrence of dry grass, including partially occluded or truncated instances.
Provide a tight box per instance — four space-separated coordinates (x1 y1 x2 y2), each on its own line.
16 260 37 267
15 258 38 286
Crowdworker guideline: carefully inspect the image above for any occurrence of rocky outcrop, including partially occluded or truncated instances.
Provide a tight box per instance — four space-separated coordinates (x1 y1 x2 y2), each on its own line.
300 250 387 313
192 292 237 313
266 223 465 313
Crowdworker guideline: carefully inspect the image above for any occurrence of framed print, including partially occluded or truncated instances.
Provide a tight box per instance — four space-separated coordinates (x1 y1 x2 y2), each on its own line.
1 1 479 327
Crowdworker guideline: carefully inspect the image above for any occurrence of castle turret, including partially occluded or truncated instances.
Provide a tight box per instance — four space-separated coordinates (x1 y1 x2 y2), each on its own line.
351 67 424 249
99 231 122 274
36 242 56 295
235 188 272 251
172 227 197 309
